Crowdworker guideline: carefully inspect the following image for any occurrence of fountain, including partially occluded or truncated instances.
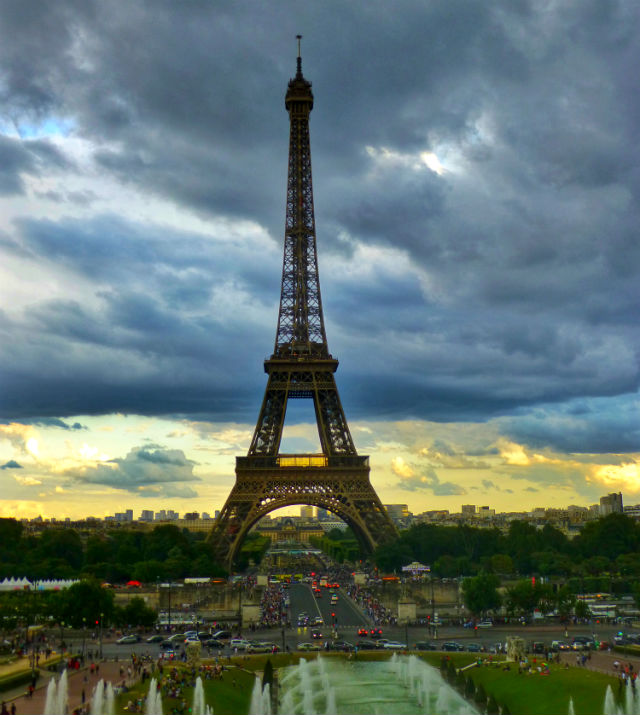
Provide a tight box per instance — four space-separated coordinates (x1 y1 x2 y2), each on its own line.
44 669 69 715
276 655 478 715
193 675 214 715
90 679 116 715
249 675 272 715
144 677 164 715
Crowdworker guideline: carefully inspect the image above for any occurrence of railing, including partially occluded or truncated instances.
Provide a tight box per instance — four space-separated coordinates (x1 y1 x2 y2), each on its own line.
236 454 369 469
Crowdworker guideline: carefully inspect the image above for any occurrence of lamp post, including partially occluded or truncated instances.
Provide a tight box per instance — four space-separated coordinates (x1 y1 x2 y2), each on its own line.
82 617 86 661
59 621 65 654
99 613 104 660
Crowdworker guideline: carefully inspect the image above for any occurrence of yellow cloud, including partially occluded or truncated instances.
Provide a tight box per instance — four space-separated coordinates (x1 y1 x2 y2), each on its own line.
497 439 530 466
592 460 640 491
0 501 45 519
14 475 42 486
391 457 415 479
0 423 37 452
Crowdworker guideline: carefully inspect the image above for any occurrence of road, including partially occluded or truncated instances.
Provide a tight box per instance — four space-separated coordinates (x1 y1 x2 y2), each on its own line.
288 583 370 633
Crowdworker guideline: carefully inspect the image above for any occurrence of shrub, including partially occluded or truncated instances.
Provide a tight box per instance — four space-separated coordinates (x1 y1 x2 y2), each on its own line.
474 681 487 707
0 668 39 693
465 676 476 699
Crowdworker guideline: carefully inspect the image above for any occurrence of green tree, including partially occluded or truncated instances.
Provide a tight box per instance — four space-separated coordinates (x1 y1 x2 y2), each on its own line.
58 580 115 627
574 599 591 620
616 553 640 578
462 573 501 617
131 560 167 583
490 553 514 575
37 529 84 571
120 596 157 628
573 514 640 561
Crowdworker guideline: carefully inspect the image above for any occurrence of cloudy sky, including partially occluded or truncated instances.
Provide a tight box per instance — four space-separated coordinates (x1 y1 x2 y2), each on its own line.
0 0 638 521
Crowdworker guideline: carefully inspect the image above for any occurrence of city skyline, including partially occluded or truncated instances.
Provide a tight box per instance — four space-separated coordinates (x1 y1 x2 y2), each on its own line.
0 2 638 520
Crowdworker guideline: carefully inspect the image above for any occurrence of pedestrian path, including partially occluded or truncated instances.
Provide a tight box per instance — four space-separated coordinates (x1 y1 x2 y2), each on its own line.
2 660 133 715
560 648 640 677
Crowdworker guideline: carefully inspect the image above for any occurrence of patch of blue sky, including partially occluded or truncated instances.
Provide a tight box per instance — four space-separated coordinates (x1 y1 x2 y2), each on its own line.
14 117 75 139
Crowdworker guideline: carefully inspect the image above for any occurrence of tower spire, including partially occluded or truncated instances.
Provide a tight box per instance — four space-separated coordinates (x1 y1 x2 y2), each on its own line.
208 50 397 570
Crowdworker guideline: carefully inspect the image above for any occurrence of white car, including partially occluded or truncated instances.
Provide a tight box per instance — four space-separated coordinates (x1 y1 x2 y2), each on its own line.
383 641 407 650
229 638 251 650
477 621 493 628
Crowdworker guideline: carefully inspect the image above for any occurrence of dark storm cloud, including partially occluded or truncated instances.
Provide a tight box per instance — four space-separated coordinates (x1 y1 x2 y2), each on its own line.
500 396 640 454
0 214 276 419
24 418 87 431
74 445 200 497
0 0 638 457
1 460 22 469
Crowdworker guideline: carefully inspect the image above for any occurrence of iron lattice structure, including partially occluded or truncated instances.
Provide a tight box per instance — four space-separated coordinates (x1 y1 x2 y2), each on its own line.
209 47 397 570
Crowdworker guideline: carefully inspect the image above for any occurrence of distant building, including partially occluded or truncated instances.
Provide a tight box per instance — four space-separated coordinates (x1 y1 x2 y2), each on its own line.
317 508 331 521
384 504 409 519
600 492 623 516
461 505 476 518
624 504 640 520
114 510 134 522
478 506 495 519
254 517 324 544
139 510 154 522
300 506 315 520
183 511 199 520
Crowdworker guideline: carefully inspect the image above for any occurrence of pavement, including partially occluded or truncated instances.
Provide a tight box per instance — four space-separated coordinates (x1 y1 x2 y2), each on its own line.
558 648 640 677
1 658 133 715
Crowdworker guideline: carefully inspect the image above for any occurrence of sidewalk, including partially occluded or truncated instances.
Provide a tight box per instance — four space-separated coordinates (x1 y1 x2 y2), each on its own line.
2 661 132 715
559 648 640 677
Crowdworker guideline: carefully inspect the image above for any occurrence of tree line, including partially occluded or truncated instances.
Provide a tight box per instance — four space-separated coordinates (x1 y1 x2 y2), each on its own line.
372 513 640 585
0 519 270 582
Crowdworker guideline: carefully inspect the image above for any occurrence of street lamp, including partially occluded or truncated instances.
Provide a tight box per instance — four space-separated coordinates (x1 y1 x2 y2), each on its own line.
99 613 104 660
59 621 65 654
82 617 86 660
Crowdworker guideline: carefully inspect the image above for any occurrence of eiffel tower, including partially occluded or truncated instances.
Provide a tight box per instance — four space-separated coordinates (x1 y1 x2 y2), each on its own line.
209 39 397 570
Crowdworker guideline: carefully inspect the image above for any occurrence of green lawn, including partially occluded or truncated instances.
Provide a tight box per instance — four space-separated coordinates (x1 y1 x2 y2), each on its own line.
420 653 621 715
110 652 624 715
114 664 256 715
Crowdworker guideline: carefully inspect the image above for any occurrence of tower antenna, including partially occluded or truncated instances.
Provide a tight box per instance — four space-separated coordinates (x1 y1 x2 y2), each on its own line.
296 34 302 76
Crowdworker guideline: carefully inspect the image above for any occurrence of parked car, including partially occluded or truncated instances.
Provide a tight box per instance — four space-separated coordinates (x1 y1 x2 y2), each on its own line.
414 641 437 651
466 643 482 652
247 641 277 654
166 632 188 643
531 642 546 654
442 642 465 652
211 630 231 641
572 636 594 650
146 634 164 643
551 641 570 651
477 621 493 628
116 634 139 645
356 639 378 650
229 638 251 650
298 642 322 651
383 641 407 650
328 641 354 652
201 637 225 648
